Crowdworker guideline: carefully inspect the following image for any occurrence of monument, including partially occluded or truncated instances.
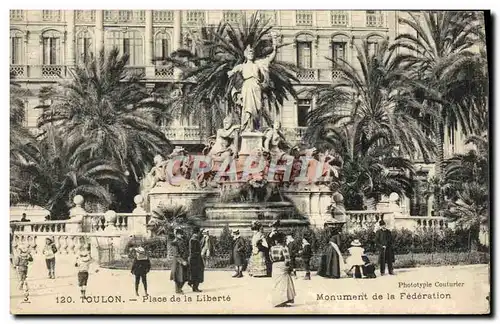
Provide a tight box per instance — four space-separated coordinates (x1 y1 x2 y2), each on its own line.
141 31 342 236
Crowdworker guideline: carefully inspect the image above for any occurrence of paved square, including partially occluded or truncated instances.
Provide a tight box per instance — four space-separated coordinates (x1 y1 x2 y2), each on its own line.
11 256 490 314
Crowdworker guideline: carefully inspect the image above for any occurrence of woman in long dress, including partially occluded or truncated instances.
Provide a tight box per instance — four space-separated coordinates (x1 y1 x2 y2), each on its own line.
318 232 346 279
247 221 269 277
227 35 278 132
269 233 296 307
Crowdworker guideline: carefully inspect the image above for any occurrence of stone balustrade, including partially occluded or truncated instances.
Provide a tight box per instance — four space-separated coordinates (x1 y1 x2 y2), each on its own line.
395 215 452 231
346 211 386 231
10 220 81 233
12 232 121 258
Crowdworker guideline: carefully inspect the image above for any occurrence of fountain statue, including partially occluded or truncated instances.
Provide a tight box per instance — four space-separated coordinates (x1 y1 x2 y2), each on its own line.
207 115 240 161
227 33 278 132
263 120 287 161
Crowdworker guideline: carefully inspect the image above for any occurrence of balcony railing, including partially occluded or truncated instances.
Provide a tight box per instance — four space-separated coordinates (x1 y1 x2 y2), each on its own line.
223 10 244 24
331 11 348 26
331 70 347 82
154 10 174 23
296 10 313 26
104 10 145 23
185 11 205 25
366 11 384 27
10 10 24 21
42 65 65 78
162 126 306 143
10 65 26 78
154 66 174 79
259 11 276 25
124 66 145 76
42 10 62 22
75 10 96 23
163 126 203 142
296 68 319 82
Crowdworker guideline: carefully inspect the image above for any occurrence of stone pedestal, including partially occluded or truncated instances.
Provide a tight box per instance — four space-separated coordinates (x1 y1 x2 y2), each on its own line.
239 132 264 155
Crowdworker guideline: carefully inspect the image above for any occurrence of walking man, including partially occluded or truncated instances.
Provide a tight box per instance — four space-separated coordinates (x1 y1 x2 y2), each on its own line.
188 227 204 292
200 229 214 266
170 228 189 294
299 237 312 280
231 229 246 278
375 220 395 276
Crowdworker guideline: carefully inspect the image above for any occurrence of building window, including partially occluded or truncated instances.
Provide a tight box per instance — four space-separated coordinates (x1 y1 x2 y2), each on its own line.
10 33 23 65
410 172 429 216
42 10 61 22
154 32 170 62
10 10 24 21
106 30 144 66
297 99 312 127
259 11 276 25
154 10 174 23
42 36 61 65
185 11 205 25
367 40 381 57
296 41 312 69
119 10 132 22
332 41 346 66
76 31 93 64
296 10 313 26
366 10 384 27
331 11 348 26
75 10 96 23
223 10 243 24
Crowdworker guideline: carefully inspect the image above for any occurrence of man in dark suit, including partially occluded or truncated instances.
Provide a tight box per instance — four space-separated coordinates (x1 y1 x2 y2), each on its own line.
231 230 246 278
170 228 189 294
375 220 395 275
188 227 204 292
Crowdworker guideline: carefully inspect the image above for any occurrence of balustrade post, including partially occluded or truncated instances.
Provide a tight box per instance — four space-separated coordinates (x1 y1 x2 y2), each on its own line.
68 195 85 232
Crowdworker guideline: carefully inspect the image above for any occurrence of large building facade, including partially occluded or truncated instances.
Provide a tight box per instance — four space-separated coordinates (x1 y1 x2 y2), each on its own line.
9 10 469 216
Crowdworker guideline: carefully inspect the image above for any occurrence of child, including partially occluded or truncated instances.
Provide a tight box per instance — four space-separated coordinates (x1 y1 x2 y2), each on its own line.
75 245 98 298
298 237 312 280
361 255 377 279
131 246 151 297
346 239 365 278
43 238 57 279
14 244 33 292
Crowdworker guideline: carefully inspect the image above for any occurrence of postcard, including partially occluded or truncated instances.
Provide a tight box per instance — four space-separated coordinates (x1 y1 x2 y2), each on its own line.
10 9 490 315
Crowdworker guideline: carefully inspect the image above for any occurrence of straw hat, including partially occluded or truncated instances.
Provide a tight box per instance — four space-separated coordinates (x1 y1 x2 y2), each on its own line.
351 239 362 247
232 229 240 235
136 246 146 254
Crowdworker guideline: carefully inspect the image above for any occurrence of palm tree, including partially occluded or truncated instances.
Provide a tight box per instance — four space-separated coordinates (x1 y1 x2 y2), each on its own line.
10 80 39 204
439 133 488 249
306 39 436 163
11 127 127 218
37 48 172 182
165 13 299 136
319 118 414 210
392 11 488 179
147 204 199 237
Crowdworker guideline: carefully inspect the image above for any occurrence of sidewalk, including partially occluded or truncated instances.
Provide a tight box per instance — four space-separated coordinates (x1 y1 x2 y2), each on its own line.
11 257 490 315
